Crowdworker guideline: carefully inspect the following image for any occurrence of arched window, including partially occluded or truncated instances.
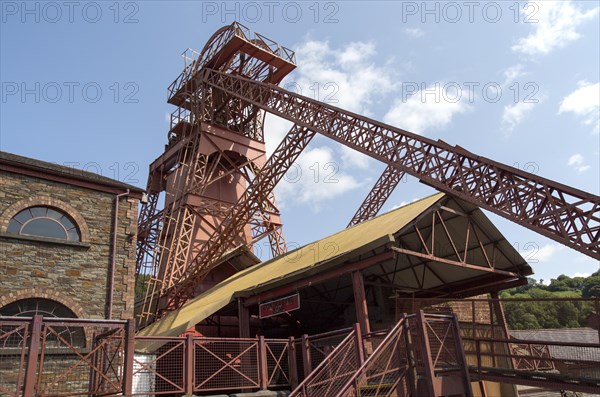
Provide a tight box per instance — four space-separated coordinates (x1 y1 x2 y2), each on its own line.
6 206 81 241
0 299 85 347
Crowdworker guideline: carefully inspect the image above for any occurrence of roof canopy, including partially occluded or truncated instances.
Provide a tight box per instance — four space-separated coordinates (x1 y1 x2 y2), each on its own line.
138 193 532 345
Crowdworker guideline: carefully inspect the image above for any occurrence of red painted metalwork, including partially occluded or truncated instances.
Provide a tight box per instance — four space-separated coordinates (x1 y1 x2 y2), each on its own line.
348 165 406 227
133 336 187 394
290 326 363 397
0 318 30 397
511 342 554 371
200 68 599 258
264 339 291 388
135 23 598 328
134 22 297 328
2 310 599 395
467 336 600 394
293 327 354 382
338 315 413 397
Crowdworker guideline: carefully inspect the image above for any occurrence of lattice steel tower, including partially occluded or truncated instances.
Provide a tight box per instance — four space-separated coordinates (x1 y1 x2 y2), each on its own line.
135 23 296 327
136 22 600 329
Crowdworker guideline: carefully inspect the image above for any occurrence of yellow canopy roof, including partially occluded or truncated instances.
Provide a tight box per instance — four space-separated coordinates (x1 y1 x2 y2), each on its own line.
137 192 445 344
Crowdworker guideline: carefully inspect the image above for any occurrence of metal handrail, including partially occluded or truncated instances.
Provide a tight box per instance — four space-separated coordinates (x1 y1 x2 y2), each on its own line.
289 329 358 397
336 316 408 397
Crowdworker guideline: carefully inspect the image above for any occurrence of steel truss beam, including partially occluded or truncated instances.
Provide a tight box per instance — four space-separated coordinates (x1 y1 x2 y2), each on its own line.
136 122 288 327
144 67 599 321
200 69 600 260
348 165 405 227
155 123 316 318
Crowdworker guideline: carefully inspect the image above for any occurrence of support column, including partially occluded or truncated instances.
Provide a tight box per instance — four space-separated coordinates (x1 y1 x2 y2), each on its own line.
238 298 250 338
415 310 436 397
352 271 372 356
351 271 371 335
123 319 136 396
24 315 43 397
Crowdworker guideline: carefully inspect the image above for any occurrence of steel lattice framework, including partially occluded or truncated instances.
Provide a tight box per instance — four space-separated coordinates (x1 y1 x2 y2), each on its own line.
135 22 600 328
348 165 406 228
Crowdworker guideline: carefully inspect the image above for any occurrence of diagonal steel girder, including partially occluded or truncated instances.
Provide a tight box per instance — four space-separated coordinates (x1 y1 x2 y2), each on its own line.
159 123 316 316
199 68 599 261
148 67 600 321
348 165 406 228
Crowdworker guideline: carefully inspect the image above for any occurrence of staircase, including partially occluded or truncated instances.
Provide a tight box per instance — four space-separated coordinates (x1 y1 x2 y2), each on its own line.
290 311 472 397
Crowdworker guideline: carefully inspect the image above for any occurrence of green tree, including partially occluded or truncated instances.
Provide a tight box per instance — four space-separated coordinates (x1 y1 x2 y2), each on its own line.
582 274 600 298
135 274 151 300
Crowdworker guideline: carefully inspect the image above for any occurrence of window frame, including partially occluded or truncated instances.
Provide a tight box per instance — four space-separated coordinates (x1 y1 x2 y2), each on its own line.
7 206 81 242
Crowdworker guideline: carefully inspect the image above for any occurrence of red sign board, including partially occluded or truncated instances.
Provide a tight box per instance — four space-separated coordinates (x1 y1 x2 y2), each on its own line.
259 293 300 319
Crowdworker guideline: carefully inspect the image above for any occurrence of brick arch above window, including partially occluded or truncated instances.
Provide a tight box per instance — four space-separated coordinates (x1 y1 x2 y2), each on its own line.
0 288 89 319
0 196 90 243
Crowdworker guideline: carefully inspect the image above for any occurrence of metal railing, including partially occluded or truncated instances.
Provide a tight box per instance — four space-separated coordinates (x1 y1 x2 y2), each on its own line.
167 21 296 101
337 316 412 397
297 326 353 381
0 318 29 397
290 324 363 397
0 316 296 396
0 315 130 397
4 300 600 396
466 336 600 393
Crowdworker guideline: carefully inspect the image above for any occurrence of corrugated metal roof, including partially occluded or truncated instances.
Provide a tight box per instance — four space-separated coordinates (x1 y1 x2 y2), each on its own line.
510 328 600 361
136 192 446 344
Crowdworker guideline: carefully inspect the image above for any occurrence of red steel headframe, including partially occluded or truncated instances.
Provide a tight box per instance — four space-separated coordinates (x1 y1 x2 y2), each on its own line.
154 68 599 319
137 23 599 326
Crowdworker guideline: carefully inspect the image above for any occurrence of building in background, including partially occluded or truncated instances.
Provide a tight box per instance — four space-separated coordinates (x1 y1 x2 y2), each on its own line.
0 151 144 321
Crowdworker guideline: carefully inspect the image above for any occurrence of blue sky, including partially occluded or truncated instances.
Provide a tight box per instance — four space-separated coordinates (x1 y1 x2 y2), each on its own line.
1 1 599 282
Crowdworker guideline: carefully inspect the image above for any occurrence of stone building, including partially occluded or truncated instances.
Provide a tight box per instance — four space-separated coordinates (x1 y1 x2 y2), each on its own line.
0 151 144 320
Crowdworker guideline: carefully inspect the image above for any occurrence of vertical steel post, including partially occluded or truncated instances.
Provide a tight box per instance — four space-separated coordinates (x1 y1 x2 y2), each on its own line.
403 317 418 397
478 380 488 397
596 298 600 344
491 293 516 370
471 300 476 339
123 319 136 396
476 339 482 373
351 271 371 335
353 322 365 365
238 298 250 338
185 333 195 395
352 270 372 355
288 336 298 389
23 315 43 397
259 335 268 390
488 300 496 367
415 310 436 397
301 334 311 379
451 314 473 397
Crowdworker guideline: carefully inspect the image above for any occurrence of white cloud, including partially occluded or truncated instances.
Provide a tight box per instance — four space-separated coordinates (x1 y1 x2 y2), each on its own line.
512 1 599 56
275 146 362 211
558 82 600 133
523 244 564 263
383 83 471 134
263 39 402 211
389 198 419 211
567 153 590 173
264 114 293 157
339 145 371 170
404 28 424 38
292 40 398 114
572 272 591 278
266 40 398 151
502 64 525 87
502 101 537 132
